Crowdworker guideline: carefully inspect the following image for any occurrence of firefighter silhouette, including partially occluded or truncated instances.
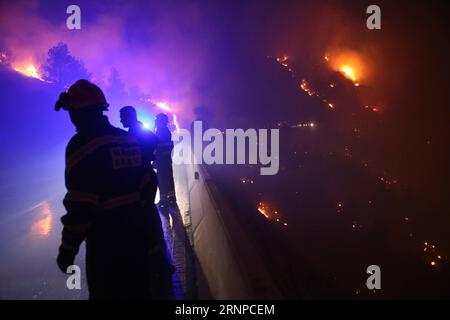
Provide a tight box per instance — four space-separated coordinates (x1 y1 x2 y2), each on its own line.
55 80 174 299
154 113 177 210
119 105 159 166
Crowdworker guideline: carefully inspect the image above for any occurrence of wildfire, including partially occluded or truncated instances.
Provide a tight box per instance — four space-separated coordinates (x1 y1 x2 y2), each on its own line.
271 53 384 115
271 55 339 111
276 55 289 67
257 202 270 219
339 65 356 82
12 63 44 81
300 79 317 97
423 241 443 268
257 201 288 227
324 49 366 86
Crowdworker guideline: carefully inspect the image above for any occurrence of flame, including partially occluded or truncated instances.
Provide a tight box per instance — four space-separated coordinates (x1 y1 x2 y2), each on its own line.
256 201 287 227
300 79 317 97
156 101 172 112
257 207 269 219
339 65 356 82
257 202 272 219
276 55 289 67
12 63 43 81
325 49 366 84
423 241 443 268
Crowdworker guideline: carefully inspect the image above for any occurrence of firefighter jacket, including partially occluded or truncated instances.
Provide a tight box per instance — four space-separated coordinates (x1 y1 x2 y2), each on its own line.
59 116 167 298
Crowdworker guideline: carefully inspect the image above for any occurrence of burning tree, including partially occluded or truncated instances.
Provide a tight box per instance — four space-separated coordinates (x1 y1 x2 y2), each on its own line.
40 42 91 88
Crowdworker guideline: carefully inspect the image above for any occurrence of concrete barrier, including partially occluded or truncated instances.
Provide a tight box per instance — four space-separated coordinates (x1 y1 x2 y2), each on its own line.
174 162 282 299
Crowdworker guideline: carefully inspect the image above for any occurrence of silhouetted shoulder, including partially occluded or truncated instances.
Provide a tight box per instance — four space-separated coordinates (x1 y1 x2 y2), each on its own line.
65 133 83 158
110 126 128 136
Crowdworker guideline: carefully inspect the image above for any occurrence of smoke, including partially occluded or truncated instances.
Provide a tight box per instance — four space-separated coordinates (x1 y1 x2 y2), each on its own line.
0 1 386 116
0 0 217 117
1 0 449 205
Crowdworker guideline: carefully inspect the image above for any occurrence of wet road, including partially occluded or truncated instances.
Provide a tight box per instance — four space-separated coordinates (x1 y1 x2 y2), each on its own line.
0 163 194 299
0 194 89 299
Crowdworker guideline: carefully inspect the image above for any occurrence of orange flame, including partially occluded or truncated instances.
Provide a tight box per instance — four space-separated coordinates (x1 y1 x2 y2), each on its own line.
339 65 356 82
12 63 44 81
325 49 366 84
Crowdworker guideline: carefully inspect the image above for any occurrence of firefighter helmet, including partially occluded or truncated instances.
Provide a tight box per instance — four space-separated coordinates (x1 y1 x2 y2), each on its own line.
55 79 109 111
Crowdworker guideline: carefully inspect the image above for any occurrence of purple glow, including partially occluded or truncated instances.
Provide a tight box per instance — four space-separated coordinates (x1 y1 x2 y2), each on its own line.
156 101 172 112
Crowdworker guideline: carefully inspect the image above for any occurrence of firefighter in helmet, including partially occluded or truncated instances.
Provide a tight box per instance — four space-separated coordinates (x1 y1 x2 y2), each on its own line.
154 113 177 210
55 79 173 299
